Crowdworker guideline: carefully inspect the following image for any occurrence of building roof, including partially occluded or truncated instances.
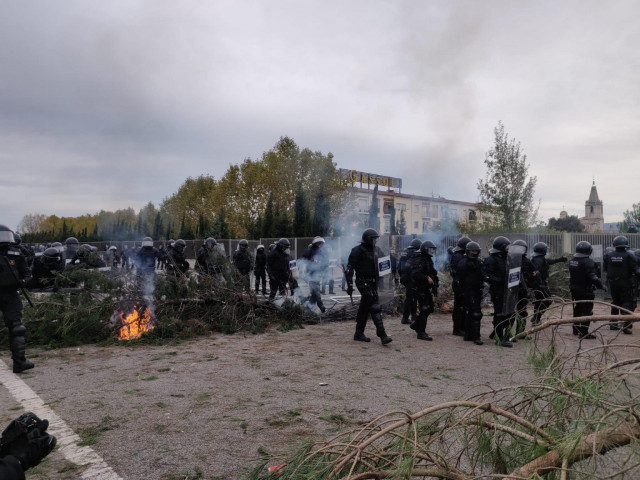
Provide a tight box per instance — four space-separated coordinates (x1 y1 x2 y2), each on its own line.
587 181 602 204
352 187 478 207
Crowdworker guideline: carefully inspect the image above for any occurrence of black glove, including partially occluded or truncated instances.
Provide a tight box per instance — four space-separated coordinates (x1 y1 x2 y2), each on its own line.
346 285 353 296
1 413 56 471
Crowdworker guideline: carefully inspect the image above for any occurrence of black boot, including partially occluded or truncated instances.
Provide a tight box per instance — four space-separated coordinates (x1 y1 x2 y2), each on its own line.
417 332 432 341
354 332 371 342
11 335 34 374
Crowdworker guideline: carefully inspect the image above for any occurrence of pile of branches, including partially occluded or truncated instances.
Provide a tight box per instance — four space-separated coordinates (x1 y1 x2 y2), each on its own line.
8 267 363 348
247 307 640 480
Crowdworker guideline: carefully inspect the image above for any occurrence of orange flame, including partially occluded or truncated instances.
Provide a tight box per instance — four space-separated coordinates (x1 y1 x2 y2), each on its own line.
118 305 154 340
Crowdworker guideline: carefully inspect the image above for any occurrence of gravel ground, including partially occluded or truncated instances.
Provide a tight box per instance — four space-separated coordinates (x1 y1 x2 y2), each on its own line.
0 304 635 480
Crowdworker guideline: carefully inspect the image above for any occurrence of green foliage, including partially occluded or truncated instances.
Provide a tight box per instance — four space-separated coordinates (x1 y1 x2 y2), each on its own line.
477 121 538 230
620 202 640 233
548 215 585 232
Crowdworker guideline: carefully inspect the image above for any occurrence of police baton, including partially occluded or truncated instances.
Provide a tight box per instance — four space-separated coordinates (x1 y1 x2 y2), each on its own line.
2 255 35 308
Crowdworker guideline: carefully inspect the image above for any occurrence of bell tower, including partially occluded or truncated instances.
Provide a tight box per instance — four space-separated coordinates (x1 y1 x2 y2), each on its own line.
580 180 604 232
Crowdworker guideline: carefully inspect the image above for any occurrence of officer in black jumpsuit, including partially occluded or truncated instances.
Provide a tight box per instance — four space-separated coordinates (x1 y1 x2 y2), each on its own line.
605 235 640 333
450 236 471 336
346 229 392 345
233 239 253 292
0 225 35 373
398 238 422 324
530 242 567 325
254 245 267 295
483 236 513 347
267 239 292 299
569 241 605 339
454 241 485 345
410 240 438 341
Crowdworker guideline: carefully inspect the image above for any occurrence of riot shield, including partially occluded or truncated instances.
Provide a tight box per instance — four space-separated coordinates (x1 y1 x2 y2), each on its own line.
376 234 394 305
591 244 605 302
503 244 526 315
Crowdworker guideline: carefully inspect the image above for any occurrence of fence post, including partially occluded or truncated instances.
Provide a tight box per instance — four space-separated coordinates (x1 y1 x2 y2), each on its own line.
562 232 572 254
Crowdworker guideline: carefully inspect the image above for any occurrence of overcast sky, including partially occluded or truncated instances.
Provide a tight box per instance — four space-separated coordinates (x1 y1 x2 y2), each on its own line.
2 0 639 232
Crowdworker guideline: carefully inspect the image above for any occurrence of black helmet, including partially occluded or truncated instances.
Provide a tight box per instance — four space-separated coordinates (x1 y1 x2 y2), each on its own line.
276 238 290 250
12 232 21 245
51 241 63 252
512 239 528 253
409 238 422 250
466 241 481 259
453 236 471 252
65 237 79 246
174 239 186 253
142 237 153 247
532 242 548 256
168 239 176 247
490 236 511 254
362 228 380 246
205 237 217 248
575 241 592 257
77 244 92 258
420 240 436 256
239 239 249 249
42 247 61 268
0 224 15 245
613 235 629 250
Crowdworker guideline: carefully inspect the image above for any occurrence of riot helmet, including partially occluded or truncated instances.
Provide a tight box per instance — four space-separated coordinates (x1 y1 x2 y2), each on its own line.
575 241 593 257
276 238 291 251
65 237 79 247
453 236 471 253
42 247 62 268
613 235 629 251
51 242 63 253
141 237 153 248
0 225 15 245
361 228 379 246
409 238 422 250
174 239 186 254
312 236 325 246
269 243 276 252
204 237 217 249
108 246 117 251
512 239 528 254
256 244 265 251
465 241 481 259
420 240 436 257
168 239 176 248
489 236 511 254
77 244 92 258
12 232 21 245
239 239 249 250
532 242 548 256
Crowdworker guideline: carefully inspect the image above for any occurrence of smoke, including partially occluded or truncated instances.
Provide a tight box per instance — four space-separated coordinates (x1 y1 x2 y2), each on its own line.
143 274 157 321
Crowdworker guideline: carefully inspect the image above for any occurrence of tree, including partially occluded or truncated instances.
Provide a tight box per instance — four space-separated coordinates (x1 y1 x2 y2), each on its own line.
311 182 331 236
262 193 275 238
620 202 640 233
17 213 47 234
548 215 585 232
389 205 397 235
211 208 230 239
367 184 380 231
477 122 538 231
293 183 310 237
396 209 407 235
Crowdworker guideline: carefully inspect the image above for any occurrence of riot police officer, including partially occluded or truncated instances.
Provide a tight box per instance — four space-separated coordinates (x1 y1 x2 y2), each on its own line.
70 244 106 268
301 237 328 313
136 237 161 275
233 239 253 292
454 241 485 345
29 247 64 290
267 238 292 299
450 236 471 336
0 225 35 373
410 240 439 341
510 239 537 336
167 239 189 274
254 244 268 295
569 241 605 339
196 237 225 278
484 236 513 347
64 237 79 265
605 236 640 333
345 229 392 345
530 242 567 325
398 238 422 324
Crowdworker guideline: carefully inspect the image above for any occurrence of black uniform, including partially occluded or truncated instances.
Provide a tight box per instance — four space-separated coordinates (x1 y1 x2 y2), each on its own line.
569 255 604 337
449 249 467 335
410 251 438 340
267 248 291 299
455 256 485 343
301 244 327 312
254 249 267 294
0 456 24 480
136 246 161 275
0 245 35 373
398 247 419 324
166 248 189 274
530 255 566 325
28 256 63 290
233 248 253 292
346 243 391 343
513 256 536 334
484 251 511 342
605 249 640 331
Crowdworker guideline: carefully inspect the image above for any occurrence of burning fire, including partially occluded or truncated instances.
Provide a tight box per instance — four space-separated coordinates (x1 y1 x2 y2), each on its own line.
117 305 154 340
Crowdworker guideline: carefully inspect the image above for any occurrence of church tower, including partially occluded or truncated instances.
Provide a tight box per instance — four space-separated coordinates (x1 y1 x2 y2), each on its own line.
580 181 604 232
